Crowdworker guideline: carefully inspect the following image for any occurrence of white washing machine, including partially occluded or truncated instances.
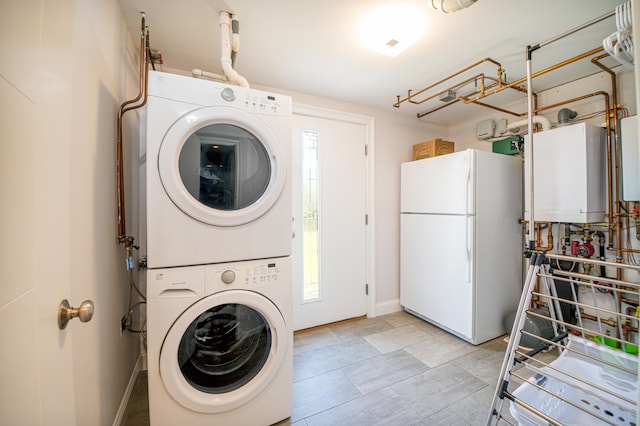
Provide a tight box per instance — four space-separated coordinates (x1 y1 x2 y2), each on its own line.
141 71 292 268
146 257 293 425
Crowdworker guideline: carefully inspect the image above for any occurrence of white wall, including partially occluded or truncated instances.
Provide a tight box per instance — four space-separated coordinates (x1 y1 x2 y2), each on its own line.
69 2 142 424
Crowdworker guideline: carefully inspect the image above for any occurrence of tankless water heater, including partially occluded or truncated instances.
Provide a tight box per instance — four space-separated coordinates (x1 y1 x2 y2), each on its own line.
523 122 607 223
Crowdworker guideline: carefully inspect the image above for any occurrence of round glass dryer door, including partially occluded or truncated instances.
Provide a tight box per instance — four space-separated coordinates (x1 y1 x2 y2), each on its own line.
159 290 287 413
158 107 286 227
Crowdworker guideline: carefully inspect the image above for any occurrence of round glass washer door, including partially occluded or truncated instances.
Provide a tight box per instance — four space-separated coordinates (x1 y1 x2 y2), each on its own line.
159 290 287 413
158 106 286 227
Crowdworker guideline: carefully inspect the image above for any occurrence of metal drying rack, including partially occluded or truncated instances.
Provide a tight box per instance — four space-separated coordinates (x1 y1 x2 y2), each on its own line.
487 252 639 425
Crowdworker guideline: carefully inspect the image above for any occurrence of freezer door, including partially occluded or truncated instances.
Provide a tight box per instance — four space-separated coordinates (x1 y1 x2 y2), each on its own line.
400 213 474 340
401 149 474 215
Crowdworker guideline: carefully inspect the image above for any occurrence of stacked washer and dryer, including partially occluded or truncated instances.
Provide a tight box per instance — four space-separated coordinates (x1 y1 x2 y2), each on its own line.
140 70 293 425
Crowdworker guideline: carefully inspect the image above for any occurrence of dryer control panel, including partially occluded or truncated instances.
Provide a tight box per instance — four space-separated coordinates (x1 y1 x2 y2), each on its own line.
240 91 287 114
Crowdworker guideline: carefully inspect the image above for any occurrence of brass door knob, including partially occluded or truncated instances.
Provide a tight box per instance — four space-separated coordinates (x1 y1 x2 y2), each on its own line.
58 299 94 330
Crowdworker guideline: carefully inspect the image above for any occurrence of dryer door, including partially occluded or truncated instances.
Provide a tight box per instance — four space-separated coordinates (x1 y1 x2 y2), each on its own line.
159 290 287 413
158 106 286 226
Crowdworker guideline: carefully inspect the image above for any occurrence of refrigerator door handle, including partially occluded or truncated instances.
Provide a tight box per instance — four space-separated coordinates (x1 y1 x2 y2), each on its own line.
465 152 472 214
465 215 472 283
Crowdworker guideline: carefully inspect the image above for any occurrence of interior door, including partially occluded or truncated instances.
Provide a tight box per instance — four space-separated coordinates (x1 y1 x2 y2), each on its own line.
292 110 368 330
1 4 76 424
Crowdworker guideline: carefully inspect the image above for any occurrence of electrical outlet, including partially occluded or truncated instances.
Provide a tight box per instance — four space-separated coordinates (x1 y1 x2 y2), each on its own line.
120 315 128 336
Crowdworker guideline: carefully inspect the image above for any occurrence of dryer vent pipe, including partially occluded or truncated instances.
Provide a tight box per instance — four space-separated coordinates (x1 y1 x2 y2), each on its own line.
507 115 552 133
557 108 577 125
220 11 249 88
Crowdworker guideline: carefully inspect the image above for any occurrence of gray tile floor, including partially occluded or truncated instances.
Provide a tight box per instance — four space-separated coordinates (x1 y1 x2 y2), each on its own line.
123 311 537 425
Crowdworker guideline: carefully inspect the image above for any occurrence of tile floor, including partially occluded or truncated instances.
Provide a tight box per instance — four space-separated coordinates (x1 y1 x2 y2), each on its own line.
123 310 542 425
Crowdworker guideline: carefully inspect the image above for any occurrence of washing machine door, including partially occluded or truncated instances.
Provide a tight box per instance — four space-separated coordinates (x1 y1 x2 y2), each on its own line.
158 106 286 226
159 290 287 413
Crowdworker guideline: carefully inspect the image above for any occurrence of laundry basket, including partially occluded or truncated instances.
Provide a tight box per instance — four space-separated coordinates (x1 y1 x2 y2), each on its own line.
510 335 638 426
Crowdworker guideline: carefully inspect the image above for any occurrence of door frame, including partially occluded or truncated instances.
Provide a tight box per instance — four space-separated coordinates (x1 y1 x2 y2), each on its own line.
292 103 376 320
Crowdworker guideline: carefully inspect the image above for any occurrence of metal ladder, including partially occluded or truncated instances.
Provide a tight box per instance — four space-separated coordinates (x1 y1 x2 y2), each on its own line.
487 252 640 425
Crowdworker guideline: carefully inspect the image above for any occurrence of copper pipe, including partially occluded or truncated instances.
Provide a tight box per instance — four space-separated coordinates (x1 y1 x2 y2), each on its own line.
461 82 538 119
533 91 608 115
534 222 553 251
401 45 606 122
467 100 522 117
612 247 640 254
636 202 640 241
417 79 537 119
591 56 625 271
462 46 605 104
416 99 460 118
408 73 493 106
414 60 538 119
117 14 149 244
394 57 503 107
457 80 528 103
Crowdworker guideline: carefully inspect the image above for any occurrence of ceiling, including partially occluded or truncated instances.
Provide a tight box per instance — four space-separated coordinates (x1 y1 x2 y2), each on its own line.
119 0 628 124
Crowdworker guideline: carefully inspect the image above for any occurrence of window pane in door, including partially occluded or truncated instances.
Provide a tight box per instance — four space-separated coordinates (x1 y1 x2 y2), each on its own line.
302 130 320 302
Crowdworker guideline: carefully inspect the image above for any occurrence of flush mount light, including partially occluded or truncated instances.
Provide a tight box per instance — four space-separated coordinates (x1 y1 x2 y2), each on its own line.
358 3 427 57
431 0 477 13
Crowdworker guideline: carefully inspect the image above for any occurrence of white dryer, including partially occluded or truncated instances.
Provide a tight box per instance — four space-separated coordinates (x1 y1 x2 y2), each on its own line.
146 257 293 425
141 71 292 268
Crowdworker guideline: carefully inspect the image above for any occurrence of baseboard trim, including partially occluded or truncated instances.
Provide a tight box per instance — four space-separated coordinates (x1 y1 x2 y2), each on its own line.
113 354 142 426
375 299 402 317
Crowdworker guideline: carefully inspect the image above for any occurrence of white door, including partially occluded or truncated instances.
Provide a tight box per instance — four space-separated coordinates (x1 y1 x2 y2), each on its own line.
0 5 76 424
292 107 371 330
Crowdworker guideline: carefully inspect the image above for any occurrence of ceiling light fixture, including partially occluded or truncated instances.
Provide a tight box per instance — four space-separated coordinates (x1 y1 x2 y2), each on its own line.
358 4 427 57
431 0 477 13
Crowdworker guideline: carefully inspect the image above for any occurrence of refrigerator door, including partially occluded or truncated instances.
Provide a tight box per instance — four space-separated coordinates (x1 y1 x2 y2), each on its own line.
400 213 474 340
401 149 474 215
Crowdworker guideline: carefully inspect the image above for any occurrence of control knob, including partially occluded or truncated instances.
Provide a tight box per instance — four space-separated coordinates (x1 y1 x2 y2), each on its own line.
221 87 236 102
221 270 236 284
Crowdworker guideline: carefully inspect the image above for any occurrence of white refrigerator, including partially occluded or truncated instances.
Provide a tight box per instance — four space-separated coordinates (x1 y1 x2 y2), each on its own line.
400 149 523 345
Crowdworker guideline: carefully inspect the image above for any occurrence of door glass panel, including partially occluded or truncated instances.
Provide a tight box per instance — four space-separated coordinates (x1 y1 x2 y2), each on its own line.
302 130 320 302
178 123 271 210
177 303 271 394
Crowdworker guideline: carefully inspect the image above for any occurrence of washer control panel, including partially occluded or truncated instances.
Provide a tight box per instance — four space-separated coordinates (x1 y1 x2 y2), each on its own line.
243 261 282 285
206 258 288 290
